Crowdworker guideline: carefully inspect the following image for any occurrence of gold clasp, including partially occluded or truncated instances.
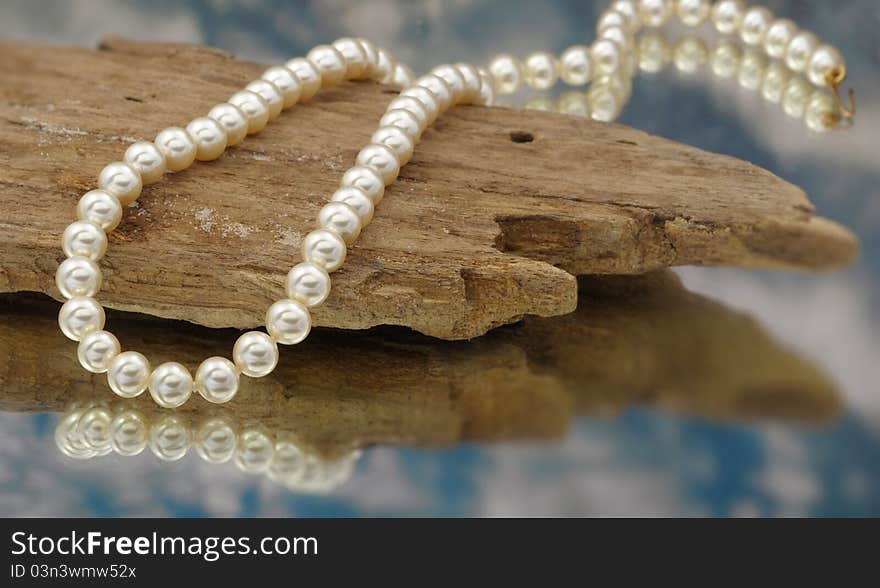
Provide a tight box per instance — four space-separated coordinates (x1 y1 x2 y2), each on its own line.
822 64 855 130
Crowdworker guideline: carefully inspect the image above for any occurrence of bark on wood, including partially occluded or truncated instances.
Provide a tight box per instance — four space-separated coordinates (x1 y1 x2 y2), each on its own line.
0 38 858 339
0 272 840 458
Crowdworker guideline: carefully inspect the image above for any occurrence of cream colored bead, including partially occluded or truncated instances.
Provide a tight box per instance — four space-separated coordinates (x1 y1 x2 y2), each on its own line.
194 417 237 463
600 26 632 54
399 86 441 123
58 296 105 341
415 74 454 111
782 77 812 118
738 49 767 90
332 37 369 79
285 57 322 101
107 351 150 398
557 91 590 117
673 36 708 74
391 63 416 89
331 186 375 224
454 63 483 104
149 361 193 408
77 189 122 232
77 329 120 373
610 0 641 32
266 299 311 345
639 0 673 28
560 45 593 85
301 228 347 272
286 262 331 308
761 62 790 103
587 82 624 122
598 9 628 33
78 406 113 454
268 437 306 482
807 44 844 87
710 40 742 78
386 96 430 129
374 46 397 83
805 91 836 133
62 220 107 261
149 414 191 461
710 0 745 35
431 64 468 101
476 68 496 106
208 103 248 147
522 52 559 90
764 19 798 59
55 407 94 459
318 201 362 243
261 66 302 108
356 143 401 184
307 44 347 86
488 54 523 95
245 79 284 120
355 38 380 77
123 141 166 184
676 0 710 27
785 31 819 73
109 409 148 456
379 108 422 141
98 161 142 205
154 127 197 172
228 90 270 135
739 6 773 46
56 256 101 299
185 116 228 161
195 356 239 403
371 125 414 166
638 33 671 73
591 39 623 77
341 165 385 203
235 427 275 473
233 330 278 378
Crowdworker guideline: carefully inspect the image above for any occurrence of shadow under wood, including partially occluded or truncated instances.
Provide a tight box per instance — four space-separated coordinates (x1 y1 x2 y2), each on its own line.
0 271 840 458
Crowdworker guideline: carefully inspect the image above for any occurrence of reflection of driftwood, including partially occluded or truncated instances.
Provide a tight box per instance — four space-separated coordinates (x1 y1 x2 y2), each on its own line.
0 271 839 457
0 38 857 339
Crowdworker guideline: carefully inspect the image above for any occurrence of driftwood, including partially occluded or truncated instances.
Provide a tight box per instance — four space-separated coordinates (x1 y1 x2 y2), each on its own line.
0 272 840 457
0 38 857 339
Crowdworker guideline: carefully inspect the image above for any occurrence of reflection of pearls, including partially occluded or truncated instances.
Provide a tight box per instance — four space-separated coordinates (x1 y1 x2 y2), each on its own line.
149 414 191 461
110 408 148 456
235 428 275 473
195 417 237 463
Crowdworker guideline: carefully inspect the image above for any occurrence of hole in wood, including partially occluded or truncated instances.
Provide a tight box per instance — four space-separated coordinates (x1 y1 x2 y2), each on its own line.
509 131 534 143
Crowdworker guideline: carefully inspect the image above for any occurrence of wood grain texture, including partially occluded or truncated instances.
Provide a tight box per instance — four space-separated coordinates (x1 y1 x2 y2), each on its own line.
0 272 840 457
0 38 857 339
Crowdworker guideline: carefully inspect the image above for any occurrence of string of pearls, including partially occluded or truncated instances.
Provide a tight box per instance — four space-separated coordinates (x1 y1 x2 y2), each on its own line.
56 2 852 409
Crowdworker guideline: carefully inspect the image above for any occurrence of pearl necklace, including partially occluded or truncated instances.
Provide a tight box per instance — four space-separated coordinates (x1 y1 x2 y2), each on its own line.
55 0 853 409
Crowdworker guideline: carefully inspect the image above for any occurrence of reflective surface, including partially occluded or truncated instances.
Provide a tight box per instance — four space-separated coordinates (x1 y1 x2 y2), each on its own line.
0 0 878 516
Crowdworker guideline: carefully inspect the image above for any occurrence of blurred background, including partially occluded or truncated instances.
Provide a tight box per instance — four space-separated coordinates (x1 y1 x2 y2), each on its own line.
0 0 877 516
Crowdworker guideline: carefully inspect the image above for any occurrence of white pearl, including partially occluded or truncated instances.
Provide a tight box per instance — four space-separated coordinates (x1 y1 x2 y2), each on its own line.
673 36 708 74
332 37 369 79
235 428 275 473
307 44 346 86
77 190 122 232
807 44 844 87
391 63 416 89
62 220 107 261
245 79 284 120
356 143 400 185
262 66 302 108
782 77 812 118
600 26 632 54
710 0 745 35
109 409 148 456
639 0 673 28
341 165 385 203
371 125 414 165
228 90 270 135
763 19 797 60
739 6 773 46
185 116 227 161
761 62 790 103
285 57 322 101
710 40 742 78
597 9 628 33
58 296 105 341
149 361 193 408
399 86 441 123
488 54 522 95
591 39 623 77
331 186 375 224
785 31 819 73
355 38 380 77
373 46 398 83
154 127 196 172
56 256 101 299
77 329 120 373
676 0 710 27
454 64 483 104
557 91 590 117
194 417 237 463
208 103 248 147
386 96 430 129
98 161 142 205
149 414 191 461
107 351 150 398
559 45 593 85
302 228 347 272
233 330 278 377
523 52 559 90
476 68 496 106
737 49 767 90
286 262 331 308
123 141 166 184
610 0 641 32
78 406 113 453
266 299 311 345
379 108 422 141
638 33 671 73
415 74 454 111
195 356 239 403
318 201 362 243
